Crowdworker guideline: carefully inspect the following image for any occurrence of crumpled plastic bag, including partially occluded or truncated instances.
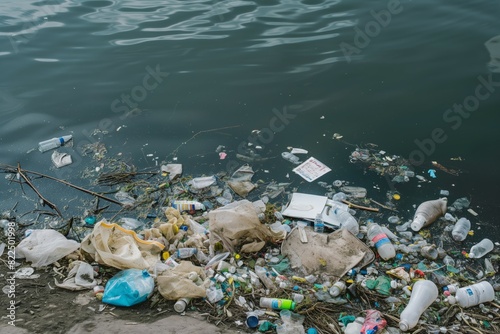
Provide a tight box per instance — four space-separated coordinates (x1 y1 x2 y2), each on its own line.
364 276 391 296
157 261 208 300
102 269 154 307
361 309 387 334
15 229 80 267
208 200 285 253
55 260 97 291
227 165 256 198
80 220 164 270
276 310 305 334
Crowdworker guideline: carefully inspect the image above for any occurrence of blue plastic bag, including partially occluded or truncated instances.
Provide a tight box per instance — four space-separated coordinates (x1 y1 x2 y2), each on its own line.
102 269 154 307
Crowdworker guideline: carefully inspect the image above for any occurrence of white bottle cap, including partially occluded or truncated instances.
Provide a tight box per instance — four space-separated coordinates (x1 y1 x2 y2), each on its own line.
399 320 409 332
411 216 426 231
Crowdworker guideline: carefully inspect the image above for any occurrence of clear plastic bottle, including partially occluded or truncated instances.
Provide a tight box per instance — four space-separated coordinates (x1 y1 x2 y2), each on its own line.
313 213 324 233
450 281 495 308
451 217 471 241
469 238 494 258
334 209 359 235
38 135 72 153
411 198 447 231
254 265 276 291
175 248 198 259
399 280 438 331
366 221 396 260
329 281 346 297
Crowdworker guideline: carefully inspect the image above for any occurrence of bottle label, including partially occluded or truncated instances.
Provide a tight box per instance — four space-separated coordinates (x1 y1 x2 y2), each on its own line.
271 299 281 309
466 288 474 296
372 233 391 248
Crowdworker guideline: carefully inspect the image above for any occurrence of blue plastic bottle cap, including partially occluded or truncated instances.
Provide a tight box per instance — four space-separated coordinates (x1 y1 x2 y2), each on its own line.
307 328 318 334
246 314 259 328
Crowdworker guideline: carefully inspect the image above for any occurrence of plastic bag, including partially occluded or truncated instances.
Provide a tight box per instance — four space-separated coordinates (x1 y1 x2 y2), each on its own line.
80 220 164 270
102 269 154 307
55 260 97 291
15 229 80 267
208 200 285 253
361 309 387 334
157 261 208 300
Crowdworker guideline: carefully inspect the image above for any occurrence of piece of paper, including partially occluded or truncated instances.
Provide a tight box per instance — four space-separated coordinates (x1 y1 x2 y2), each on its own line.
282 193 328 220
292 157 331 182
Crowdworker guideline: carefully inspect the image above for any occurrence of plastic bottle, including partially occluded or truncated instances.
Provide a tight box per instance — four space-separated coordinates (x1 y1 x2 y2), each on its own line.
329 281 346 297
174 297 191 313
171 200 206 211
38 135 72 153
469 238 494 258
411 198 447 231
259 297 295 310
399 280 438 331
254 266 276 291
450 281 495 308
313 213 324 233
334 209 359 235
175 248 198 259
367 221 396 260
451 217 471 241
345 317 364 334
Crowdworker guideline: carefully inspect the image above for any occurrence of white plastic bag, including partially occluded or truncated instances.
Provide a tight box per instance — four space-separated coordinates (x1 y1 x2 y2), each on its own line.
15 229 80 267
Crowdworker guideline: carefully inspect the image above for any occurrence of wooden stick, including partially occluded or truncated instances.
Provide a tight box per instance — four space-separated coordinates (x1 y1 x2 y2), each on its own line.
369 199 398 212
16 163 63 218
2 163 122 206
341 199 379 212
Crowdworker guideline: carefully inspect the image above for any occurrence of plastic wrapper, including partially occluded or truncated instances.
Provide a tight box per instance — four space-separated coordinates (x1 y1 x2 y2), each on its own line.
361 309 387 334
102 269 154 307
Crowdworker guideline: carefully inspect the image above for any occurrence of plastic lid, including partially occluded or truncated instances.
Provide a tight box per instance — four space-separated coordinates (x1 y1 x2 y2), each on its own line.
399 321 409 331
246 315 259 328
411 216 426 231
447 296 457 304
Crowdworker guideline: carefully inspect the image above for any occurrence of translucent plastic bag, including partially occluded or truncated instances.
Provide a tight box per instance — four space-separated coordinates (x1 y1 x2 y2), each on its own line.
102 269 154 307
81 220 164 270
15 229 80 267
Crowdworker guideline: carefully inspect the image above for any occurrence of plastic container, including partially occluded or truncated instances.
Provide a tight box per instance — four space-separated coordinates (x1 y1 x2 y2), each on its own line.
452 281 495 308
345 317 364 334
174 297 191 313
259 297 296 310
334 209 359 235
175 248 198 259
329 281 346 297
313 213 324 233
399 280 438 331
451 217 471 241
38 135 72 152
171 200 206 211
367 221 396 260
254 265 276 291
411 198 447 231
469 238 494 258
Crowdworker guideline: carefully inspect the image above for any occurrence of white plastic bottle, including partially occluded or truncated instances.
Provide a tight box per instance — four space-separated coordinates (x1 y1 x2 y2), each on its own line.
411 198 447 231
329 281 346 297
38 135 72 152
450 281 495 308
366 221 396 260
399 280 438 332
451 217 471 241
174 297 191 312
175 248 198 259
469 239 494 258
334 209 359 235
